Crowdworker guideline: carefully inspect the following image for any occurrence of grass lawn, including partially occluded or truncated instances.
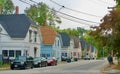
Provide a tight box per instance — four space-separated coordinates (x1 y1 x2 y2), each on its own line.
115 64 120 70
0 64 10 69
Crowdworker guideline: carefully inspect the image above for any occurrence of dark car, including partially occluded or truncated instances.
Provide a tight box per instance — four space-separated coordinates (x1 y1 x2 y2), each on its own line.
47 57 57 66
33 57 47 67
10 56 34 70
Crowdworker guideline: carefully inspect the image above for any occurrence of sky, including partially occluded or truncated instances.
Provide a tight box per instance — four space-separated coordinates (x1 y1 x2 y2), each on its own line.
12 0 116 30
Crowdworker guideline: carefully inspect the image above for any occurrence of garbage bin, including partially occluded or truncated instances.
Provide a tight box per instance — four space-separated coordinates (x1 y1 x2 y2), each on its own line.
74 58 78 61
67 58 71 63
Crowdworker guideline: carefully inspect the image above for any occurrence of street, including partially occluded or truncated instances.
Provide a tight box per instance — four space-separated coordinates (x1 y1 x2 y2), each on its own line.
0 60 107 74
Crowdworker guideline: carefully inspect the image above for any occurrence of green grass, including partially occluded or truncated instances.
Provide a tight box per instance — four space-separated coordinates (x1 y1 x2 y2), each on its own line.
116 64 120 70
0 64 10 68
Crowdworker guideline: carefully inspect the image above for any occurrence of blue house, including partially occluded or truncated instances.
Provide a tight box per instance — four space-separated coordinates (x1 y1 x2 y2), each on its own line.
40 26 62 61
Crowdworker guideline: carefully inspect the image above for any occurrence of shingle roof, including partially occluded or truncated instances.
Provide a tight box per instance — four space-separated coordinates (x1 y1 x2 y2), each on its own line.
40 26 58 45
0 14 36 38
59 32 70 47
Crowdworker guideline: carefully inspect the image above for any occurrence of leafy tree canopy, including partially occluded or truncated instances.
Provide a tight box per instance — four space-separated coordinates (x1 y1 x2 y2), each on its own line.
25 2 61 26
1 0 14 14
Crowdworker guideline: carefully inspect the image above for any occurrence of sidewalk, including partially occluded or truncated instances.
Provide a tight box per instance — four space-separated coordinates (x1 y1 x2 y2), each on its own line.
102 60 120 74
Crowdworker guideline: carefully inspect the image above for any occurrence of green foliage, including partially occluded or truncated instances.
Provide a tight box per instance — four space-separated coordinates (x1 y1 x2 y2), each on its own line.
25 2 61 26
83 30 109 58
0 0 4 6
2 0 14 14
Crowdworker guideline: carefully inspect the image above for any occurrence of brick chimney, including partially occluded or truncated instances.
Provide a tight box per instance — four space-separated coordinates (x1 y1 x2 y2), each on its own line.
15 6 19 14
0 4 2 14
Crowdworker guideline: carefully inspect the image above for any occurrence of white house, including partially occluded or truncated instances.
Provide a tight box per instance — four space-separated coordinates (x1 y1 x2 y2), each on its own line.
60 32 71 58
0 14 41 60
71 36 82 60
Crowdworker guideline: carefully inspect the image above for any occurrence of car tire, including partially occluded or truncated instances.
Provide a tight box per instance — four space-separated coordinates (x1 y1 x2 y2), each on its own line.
10 66 14 70
51 62 54 66
45 62 47 67
39 63 41 67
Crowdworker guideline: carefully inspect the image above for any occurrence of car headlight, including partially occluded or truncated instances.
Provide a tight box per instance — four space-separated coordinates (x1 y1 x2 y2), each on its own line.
34 62 38 64
11 62 13 64
21 62 24 64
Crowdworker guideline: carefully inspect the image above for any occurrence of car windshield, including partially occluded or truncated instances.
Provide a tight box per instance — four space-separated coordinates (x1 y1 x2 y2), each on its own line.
34 57 40 61
14 56 26 61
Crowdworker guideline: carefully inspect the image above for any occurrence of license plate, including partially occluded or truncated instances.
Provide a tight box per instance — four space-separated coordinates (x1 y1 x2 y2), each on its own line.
15 65 18 67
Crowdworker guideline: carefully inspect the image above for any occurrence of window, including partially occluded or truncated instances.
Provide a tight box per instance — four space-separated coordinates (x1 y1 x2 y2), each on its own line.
34 47 37 57
16 50 21 57
73 52 76 56
62 53 64 56
41 54 45 57
47 54 50 57
34 31 37 42
9 50 14 57
2 50 8 57
58 40 59 46
65 53 67 57
29 30 32 42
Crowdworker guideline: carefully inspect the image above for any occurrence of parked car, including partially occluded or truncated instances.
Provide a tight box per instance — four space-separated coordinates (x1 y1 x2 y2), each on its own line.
61 56 67 61
33 57 47 67
84 54 90 60
47 57 57 66
10 56 33 70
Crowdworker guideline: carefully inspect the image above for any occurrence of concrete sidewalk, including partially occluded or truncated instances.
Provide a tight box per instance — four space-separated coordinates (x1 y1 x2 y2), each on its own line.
102 60 120 74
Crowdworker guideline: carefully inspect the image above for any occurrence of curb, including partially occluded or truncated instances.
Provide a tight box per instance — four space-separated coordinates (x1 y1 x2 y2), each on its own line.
0 67 10 71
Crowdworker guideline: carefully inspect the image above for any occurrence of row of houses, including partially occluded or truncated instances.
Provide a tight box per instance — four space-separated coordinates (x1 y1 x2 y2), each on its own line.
0 14 83 62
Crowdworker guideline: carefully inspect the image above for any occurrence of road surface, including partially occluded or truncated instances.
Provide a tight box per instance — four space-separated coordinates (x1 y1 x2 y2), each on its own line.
0 60 107 74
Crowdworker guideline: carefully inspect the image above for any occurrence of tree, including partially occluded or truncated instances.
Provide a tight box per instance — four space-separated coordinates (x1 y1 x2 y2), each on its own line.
83 30 109 58
25 2 61 26
1 0 14 14
90 0 120 63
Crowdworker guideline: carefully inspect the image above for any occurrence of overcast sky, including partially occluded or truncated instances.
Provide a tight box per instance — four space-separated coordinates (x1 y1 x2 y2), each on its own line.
12 0 116 30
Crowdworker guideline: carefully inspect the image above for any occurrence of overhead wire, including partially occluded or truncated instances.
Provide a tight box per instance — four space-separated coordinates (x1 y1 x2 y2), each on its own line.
49 0 102 18
19 0 100 26
29 0 100 24
19 0 32 5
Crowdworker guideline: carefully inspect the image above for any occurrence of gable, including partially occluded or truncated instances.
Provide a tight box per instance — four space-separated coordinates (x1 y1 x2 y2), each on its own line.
0 14 36 38
59 32 70 47
40 26 58 45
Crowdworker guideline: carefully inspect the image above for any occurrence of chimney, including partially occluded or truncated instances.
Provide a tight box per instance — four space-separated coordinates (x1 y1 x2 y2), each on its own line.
0 4 2 14
15 6 19 14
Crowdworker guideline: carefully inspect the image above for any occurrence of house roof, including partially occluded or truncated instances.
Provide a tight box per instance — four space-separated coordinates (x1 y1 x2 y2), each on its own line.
0 14 36 38
73 36 80 48
40 26 58 45
59 32 70 47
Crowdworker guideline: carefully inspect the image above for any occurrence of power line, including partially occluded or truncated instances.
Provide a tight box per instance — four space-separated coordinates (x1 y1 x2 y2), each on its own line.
29 0 100 24
49 0 102 18
19 0 100 25
19 0 32 5
55 11 100 24
58 14 93 26
25 0 95 26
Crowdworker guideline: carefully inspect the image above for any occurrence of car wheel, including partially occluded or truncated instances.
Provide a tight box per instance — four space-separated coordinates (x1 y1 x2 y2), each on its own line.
45 62 47 67
10 66 14 70
39 63 41 67
51 63 54 66
22 66 26 70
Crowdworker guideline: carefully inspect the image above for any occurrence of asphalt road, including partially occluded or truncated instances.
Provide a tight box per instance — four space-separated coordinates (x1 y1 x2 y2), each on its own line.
0 60 107 74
